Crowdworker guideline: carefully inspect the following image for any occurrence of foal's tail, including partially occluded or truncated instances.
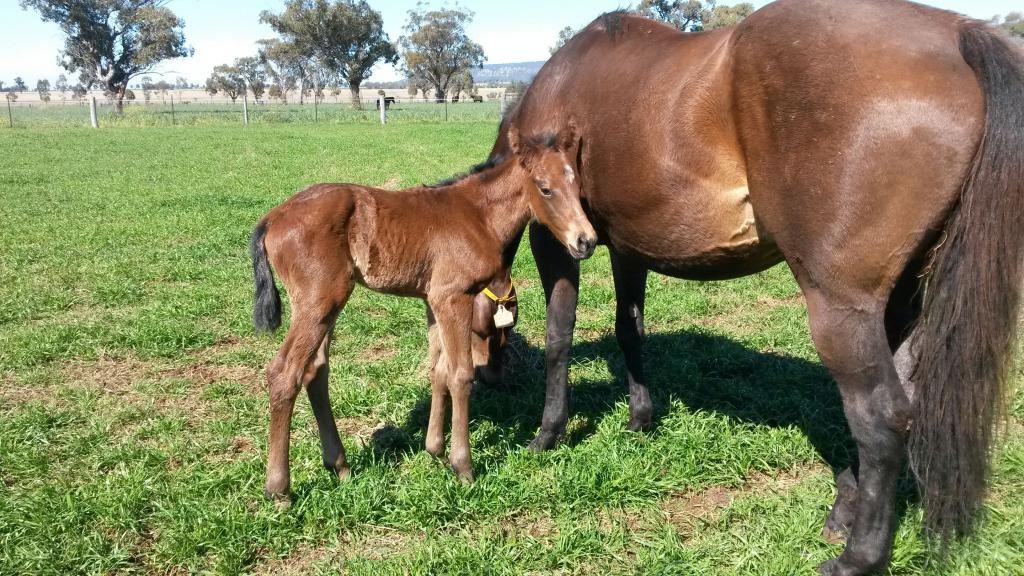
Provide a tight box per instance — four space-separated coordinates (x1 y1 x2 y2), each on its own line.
908 23 1024 543
250 219 282 333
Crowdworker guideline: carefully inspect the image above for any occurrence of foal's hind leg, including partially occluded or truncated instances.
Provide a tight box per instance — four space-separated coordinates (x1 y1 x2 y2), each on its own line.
823 264 923 544
610 249 652 432
429 293 476 482
265 291 350 503
803 291 912 576
425 306 449 459
306 328 351 480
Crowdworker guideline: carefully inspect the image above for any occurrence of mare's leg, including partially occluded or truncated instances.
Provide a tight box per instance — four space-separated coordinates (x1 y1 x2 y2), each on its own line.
305 328 350 480
610 249 652 432
528 222 581 451
431 294 476 481
803 290 912 576
425 305 448 458
823 264 924 543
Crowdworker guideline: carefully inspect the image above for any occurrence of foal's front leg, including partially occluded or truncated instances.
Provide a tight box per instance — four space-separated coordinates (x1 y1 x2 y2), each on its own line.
431 293 476 482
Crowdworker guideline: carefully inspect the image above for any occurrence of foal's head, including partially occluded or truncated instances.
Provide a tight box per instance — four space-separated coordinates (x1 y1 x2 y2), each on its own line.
509 122 598 260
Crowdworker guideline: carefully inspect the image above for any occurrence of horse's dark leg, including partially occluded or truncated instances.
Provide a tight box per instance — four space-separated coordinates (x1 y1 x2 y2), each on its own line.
610 249 652 432
804 291 911 576
528 222 580 451
823 263 924 544
305 327 350 480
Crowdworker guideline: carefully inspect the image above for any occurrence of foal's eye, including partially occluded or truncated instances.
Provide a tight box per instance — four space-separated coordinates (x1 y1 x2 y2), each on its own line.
540 186 554 197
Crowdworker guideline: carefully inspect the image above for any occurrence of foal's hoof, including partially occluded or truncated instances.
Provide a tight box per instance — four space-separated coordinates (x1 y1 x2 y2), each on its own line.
265 490 292 509
453 467 475 484
527 431 559 452
821 525 847 545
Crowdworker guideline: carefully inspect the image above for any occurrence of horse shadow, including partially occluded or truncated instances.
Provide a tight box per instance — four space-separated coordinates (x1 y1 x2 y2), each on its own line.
369 328 858 474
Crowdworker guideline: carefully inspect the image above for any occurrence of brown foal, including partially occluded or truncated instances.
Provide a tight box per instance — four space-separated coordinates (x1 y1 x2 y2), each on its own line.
249 123 596 502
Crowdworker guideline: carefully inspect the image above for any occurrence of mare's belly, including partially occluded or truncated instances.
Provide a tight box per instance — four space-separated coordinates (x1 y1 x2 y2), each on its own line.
598 184 783 281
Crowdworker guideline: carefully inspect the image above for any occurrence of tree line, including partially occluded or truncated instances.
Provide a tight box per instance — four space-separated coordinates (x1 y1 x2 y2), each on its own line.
13 1 1024 111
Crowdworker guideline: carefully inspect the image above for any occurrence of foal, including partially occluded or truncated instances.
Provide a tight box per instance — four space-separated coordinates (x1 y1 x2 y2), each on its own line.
250 124 595 501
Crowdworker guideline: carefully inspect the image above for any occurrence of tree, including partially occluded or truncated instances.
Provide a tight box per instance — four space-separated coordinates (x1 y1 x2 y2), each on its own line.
550 26 577 55
19 0 193 114
449 69 475 101
36 79 51 102
5 92 17 103
206 64 246 103
235 56 267 103
260 1 397 109
259 38 308 104
14 77 28 92
993 12 1024 41
71 83 87 100
399 5 485 103
637 0 753 32
55 74 68 97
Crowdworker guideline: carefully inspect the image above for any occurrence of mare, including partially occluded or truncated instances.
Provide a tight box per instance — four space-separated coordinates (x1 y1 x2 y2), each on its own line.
502 2 1024 574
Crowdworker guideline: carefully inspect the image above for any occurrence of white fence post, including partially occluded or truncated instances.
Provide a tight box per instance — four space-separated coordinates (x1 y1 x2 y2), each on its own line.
242 92 249 126
89 96 99 128
378 96 386 125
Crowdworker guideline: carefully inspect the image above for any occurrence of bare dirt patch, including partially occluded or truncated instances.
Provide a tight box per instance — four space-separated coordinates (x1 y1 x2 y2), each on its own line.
657 462 826 537
381 175 403 190
356 338 398 363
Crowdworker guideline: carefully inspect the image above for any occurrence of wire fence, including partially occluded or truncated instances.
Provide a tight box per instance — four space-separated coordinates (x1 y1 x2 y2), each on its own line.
2 95 511 129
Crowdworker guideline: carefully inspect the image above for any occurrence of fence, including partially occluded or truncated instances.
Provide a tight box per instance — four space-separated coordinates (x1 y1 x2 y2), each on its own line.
3 94 515 129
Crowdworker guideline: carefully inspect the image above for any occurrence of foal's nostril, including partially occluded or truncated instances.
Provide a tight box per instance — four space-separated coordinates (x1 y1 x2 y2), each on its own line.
576 235 596 257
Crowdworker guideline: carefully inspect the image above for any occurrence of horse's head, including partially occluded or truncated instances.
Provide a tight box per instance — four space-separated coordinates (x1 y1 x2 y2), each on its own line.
471 280 518 386
510 121 597 260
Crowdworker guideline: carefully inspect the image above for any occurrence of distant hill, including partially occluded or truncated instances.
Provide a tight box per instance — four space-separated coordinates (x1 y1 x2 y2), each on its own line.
471 61 546 84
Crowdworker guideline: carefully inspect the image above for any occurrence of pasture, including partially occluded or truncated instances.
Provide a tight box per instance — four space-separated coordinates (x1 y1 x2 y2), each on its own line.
0 117 1021 575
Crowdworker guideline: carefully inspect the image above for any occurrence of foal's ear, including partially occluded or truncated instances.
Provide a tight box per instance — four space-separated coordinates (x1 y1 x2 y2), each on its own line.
507 126 522 156
557 119 579 152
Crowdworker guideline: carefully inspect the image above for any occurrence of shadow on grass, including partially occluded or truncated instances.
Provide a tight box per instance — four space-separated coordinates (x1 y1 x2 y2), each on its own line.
371 329 857 473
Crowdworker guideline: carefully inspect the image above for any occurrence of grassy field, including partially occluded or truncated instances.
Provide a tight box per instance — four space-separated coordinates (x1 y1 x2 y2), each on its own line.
0 118 1021 575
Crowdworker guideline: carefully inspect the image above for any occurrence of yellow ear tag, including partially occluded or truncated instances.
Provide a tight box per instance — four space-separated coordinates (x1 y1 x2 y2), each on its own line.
493 304 515 329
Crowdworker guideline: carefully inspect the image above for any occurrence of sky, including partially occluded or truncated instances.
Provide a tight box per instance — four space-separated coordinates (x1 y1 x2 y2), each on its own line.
0 0 1020 86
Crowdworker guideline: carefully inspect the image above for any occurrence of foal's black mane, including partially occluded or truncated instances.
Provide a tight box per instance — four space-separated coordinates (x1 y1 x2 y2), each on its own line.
425 152 507 189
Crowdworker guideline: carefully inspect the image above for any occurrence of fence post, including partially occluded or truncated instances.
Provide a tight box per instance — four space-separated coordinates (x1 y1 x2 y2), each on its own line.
170 94 176 126
6 97 11 128
89 95 99 128
242 92 249 126
314 94 319 122
378 96 386 125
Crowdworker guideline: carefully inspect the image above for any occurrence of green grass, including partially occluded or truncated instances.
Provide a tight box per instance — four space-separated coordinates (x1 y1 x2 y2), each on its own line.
0 121 1021 575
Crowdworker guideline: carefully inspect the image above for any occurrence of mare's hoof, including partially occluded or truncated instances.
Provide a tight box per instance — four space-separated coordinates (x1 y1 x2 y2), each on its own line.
817 559 840 576
527 431 559 452
336 465 352 481
626 417 652 433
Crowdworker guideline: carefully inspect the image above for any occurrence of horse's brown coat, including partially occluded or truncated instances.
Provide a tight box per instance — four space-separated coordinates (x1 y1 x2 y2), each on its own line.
505 2 1024 574
250 130 595 498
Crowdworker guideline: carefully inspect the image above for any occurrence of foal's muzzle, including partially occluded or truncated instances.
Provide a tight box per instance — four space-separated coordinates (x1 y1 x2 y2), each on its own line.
570 233 597 260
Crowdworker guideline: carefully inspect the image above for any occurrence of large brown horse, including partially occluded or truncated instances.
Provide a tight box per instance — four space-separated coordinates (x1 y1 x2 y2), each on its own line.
503 1 1024 574
249 124 595 502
